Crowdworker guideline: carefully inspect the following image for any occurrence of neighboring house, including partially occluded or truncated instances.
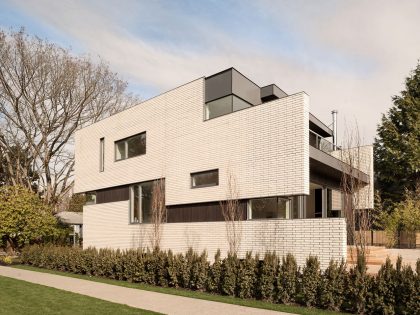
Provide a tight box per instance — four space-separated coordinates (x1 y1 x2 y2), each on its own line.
74 68 373 268
56 211 83 246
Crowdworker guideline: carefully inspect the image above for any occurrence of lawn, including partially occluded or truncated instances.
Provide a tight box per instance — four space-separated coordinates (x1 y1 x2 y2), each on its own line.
0 275 161 315
14 265 347 315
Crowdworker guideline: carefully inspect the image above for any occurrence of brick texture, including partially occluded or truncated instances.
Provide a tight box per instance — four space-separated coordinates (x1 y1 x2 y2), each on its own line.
74 79 310 205
84 201 346 269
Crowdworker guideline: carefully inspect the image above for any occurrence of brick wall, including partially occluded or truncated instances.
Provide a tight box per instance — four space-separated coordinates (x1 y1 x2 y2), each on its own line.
74 79 310 205
84 201 346 269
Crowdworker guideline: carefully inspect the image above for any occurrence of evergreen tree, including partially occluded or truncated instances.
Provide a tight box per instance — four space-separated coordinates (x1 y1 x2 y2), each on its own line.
374 62 420 208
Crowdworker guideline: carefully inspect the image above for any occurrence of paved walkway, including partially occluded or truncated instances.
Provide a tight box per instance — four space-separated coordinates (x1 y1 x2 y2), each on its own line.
0 266 293 315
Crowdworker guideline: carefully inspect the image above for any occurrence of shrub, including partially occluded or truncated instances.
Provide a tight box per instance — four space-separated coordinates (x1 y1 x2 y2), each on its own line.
345 253 371 314
300 256 321 307
236 252 257 299
276 253 298 304
20 244 420 314
221 252 238 296
257 252 278 301
318 259 346 311
207 249 222 293
367 257 396 314
393 256 418 315
166 250 179 287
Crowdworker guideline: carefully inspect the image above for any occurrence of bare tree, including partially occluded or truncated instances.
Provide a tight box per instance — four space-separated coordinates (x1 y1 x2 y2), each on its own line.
339 123 373 261
0 29 138 206
150 179 166 250
220 169 243 255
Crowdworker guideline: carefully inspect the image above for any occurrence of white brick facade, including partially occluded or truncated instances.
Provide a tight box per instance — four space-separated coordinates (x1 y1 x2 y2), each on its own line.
74 78 310 203
84 201 346 268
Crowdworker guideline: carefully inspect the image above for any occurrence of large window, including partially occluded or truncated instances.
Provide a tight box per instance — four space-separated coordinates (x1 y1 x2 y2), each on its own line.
191 169 219 188
115 132 146 161
249 197 289 219
99 138 105 172
130 180 157 224
205 95 251 120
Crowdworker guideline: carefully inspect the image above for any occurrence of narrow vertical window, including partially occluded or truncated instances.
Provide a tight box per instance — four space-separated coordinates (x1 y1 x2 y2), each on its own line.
99 138 105 172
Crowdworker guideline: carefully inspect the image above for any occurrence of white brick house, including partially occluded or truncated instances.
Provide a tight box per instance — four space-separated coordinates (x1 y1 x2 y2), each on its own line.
74 68 373 268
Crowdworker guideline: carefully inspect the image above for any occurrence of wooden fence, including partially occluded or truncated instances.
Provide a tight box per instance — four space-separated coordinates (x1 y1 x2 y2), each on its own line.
357 230 420 248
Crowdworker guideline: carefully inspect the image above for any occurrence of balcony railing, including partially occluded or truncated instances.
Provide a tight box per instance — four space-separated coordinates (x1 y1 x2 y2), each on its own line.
309 130 338 154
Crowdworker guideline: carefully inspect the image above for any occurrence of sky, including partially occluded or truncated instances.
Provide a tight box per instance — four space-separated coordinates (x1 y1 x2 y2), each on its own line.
1 0 419 144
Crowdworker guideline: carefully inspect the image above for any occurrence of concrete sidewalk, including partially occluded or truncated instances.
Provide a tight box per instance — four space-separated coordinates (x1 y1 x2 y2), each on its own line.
0 266 293 315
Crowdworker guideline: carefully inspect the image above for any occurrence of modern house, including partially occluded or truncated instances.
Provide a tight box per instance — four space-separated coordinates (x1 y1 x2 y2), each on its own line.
74 68 373 268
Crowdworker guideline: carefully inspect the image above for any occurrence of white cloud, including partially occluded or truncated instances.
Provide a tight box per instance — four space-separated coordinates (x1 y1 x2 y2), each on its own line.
8 0 420 144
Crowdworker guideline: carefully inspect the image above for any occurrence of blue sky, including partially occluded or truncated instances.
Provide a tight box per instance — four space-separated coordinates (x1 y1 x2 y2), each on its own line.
1 0 419 143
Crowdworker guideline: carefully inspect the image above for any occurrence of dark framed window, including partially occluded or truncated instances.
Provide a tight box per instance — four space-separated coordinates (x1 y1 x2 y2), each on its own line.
85 192 97 205
249 197 289 219
115 132 146 161
204 95 251 120
130 179 165 224
191 169 219 188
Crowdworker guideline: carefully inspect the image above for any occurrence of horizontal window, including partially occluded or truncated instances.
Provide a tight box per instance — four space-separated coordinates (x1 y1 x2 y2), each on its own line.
85 192 97 205
191 169 219 188
205 95 251 120
115 132 146 161
249 197 289 220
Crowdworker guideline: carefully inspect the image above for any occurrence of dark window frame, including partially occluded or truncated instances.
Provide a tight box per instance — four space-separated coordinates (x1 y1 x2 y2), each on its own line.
190 169 219 189
114 131 146 162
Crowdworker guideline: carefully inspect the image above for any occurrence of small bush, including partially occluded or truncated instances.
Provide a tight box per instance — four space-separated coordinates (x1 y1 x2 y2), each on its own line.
236 252 257 299
257 252 278 301
207 249 222 293
220 252 238 296
300 256 321 307
276 253 298 304
318 259 346 311
345 252 371 314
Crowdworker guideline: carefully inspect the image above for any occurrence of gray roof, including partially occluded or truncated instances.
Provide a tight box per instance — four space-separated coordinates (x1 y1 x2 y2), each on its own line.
56 211 83 225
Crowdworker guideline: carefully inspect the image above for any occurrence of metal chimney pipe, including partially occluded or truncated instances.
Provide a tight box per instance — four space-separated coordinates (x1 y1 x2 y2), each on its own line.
331 110 338 149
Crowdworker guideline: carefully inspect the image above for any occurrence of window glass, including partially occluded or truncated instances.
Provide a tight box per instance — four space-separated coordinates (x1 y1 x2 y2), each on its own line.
250 197 295 219
205 96 232 119
291 196 300 219
85 192 96 205
140 181 153 223
115 132 146 161
191 169 219 188
232 95 251 112
252 197 277 219
130 180 165 224
277 198 290 219
116 141 126 160
132 186 140 223
127 133 146 158
99 138 105 172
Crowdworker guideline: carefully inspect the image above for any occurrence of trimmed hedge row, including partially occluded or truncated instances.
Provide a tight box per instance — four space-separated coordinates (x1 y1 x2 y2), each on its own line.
21 245 420 314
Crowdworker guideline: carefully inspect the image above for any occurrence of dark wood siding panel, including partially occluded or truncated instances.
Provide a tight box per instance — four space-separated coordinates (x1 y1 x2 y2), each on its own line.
167 200 247 223
96 185 129 204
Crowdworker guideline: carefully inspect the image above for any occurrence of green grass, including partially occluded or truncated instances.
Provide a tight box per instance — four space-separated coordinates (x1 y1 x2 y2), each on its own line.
14 265 347 315
0 275 161 315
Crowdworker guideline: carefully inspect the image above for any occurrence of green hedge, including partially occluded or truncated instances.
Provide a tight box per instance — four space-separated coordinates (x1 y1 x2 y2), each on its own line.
21 245 420 314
